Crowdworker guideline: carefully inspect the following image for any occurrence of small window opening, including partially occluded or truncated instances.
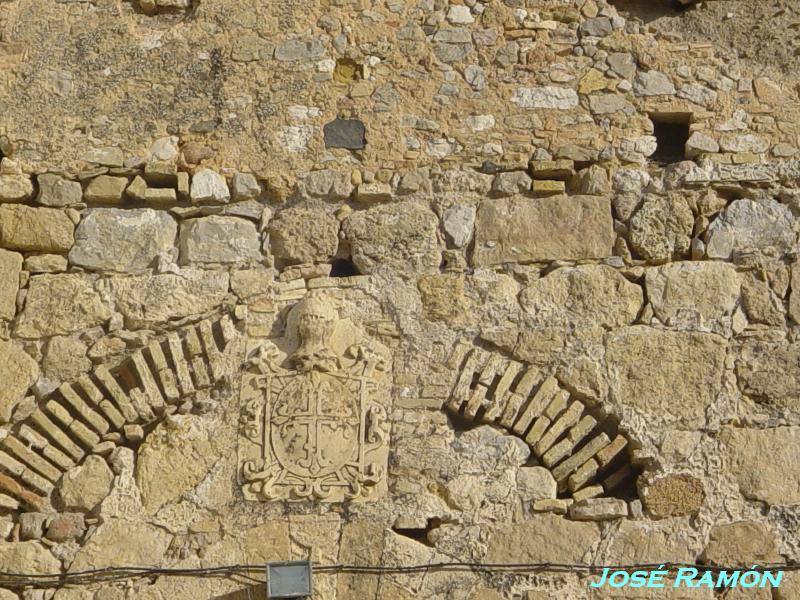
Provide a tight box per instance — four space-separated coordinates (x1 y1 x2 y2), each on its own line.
329 258 360 278
649 113 691 164
609 0 692 23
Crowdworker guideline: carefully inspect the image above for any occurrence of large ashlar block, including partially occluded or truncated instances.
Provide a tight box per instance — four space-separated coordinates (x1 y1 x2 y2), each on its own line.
472 195 615 266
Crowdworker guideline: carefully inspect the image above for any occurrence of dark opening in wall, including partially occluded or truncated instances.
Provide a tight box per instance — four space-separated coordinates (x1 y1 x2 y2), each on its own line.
649 113 691 164
608 0 691 23
329 258 360 278
392 518 441 547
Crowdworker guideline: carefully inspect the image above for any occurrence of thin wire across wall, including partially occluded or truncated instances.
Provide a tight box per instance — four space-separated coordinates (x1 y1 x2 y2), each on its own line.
0 561 794 589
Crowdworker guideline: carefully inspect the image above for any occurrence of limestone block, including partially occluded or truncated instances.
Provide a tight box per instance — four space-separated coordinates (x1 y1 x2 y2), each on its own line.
104 269 229 329
69 208 178 273
0 174 33 202
722 426 800 505
705 199 795 259
491 171 532 197
178 216 261 265
645 261 741 332
640 475 705 518
511 86 579 109
516 467 557 502
629 194 693 262
46 512 86 542
268 206 339 266
36 174 83 207
231 172 261 200
0 339 38 423
24 254 68 273
70 518 171 570
342 201 441 274
274 39 325 61
702 521 783 565
16 274 112 338
0 248 22 320
486 514 599 563
0 542 60 574
58 455 114 512
605 327 726 429
83 175 128 203
473 195 614 266
602 519 698 565
42 336 91 385
568 498 628 520
302 169 353 200
190 169 230 204
736 341 800 409
135 414 222 514
337 520 385 599
442 204 475 248
0 204 74 252
520 264 643 330
633 70 676 96
686 131 719 158
241 521 290 563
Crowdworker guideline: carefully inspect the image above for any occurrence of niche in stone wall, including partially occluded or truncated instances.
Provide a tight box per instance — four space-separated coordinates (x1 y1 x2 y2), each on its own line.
609 0 692 23
649 112 692 164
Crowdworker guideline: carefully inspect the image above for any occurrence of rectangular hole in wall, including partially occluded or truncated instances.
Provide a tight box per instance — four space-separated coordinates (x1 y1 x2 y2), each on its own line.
608 0 691 23
649 112 692 164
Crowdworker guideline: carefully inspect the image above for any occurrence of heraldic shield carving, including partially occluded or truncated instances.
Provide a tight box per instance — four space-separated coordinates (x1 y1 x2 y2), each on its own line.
237 292 391 502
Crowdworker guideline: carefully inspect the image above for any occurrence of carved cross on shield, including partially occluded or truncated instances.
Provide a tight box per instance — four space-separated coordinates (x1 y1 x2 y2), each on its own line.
238 293 390 502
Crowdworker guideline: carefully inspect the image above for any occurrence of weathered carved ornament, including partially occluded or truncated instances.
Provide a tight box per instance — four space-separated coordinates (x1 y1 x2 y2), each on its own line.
238 292 390 502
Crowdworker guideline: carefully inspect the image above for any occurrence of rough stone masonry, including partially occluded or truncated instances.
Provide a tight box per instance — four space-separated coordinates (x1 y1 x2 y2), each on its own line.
0 0 799 598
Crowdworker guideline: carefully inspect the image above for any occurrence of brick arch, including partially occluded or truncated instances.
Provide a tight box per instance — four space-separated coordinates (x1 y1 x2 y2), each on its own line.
442 341 642 500
0 316 237 513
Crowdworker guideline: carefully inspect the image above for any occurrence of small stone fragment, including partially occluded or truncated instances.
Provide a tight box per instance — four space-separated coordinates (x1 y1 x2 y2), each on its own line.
516 467 557 502
442 205 476 249
232 173 261 201
0 174 34 202
568 498 628 520
190 169 231 204
58 455 114 512
45 513 86 542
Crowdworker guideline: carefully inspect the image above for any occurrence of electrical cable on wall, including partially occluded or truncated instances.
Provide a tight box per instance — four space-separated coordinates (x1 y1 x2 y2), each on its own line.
0 561 793 588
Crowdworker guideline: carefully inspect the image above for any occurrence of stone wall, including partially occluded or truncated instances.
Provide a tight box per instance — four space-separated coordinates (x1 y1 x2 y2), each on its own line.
0 0 799 598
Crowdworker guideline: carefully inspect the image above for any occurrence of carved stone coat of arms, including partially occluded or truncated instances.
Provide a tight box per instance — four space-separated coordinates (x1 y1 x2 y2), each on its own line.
237 292 390 502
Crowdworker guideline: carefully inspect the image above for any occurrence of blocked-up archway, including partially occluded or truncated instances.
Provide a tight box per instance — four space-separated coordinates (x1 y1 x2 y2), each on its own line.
442 341 642 501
